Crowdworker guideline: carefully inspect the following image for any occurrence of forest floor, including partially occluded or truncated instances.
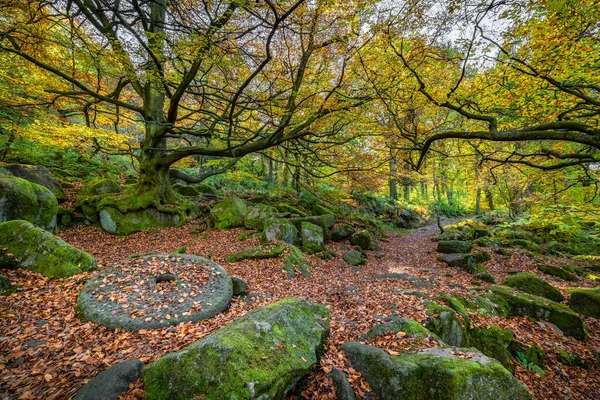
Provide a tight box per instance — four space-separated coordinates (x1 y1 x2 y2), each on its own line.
1 217 599 399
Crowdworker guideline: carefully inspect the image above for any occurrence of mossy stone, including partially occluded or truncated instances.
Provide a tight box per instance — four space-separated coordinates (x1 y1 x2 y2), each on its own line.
555 347 583 367
231 277 249 296
244 204 276 230
469 325 514 371
342 343 532 400
436 240 473 254
485 286 588 340
301 222 324 254
474 251 491 263
537 265 576 281
343 251 366 266
99 207 181 236
438 253 477 269
568 288 600 318
0 175 58 232
349 230 371 251
262 218 298 244
503 272 564 302
0 220 97 278
276 203 307 216
290 214 336 231
173 182 217 197
423 301 467 347
225 244 286 263
475 272 496 283
283 244 312 279
331 223 356 242
143 298 330 400
312 203 334 216
3 164 67 201
210 197 247 230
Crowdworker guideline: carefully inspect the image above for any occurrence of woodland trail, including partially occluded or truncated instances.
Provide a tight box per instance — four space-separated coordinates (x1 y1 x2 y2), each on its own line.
1 218 599 399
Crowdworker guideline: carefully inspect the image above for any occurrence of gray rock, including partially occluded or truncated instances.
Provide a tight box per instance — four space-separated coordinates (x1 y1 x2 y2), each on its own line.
349 230 371 251
244 203 276 230
436 240 473 254
99 207 181 236
262 217 298 244
231 277 249 296
302 222 324 254
74 359 143 400
327 368 356 400
331 223 356 241
210 197 247 230
423 301 467 347
343 251 366 266
2 164 67 202
342 343 531 400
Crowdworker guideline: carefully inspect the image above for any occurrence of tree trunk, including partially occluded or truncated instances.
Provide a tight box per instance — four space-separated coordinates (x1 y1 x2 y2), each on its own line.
485 188 494 211
389 158 398 200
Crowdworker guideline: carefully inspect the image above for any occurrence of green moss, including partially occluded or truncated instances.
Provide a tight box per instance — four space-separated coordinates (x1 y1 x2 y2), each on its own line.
503 272 564 302
568 288 600 318
283 244 312 279
79 178 121 196
301 222 324 254
361 317 443 343
143 298 330 400
437 294 471 329
244 203 276 230
210 197 247 230
0 220 97 278
469 325 514 371
276 203 307 216
537 264 576 281
262 217 298 244
555 347 583 367
424 301 467 346
343 250 366 266
0 175 58 232
225 244 286 263
485 286 588 340
474 251 491 263
290 214 335 230
500 239 541 253
342 343 532 400
436 240 473 254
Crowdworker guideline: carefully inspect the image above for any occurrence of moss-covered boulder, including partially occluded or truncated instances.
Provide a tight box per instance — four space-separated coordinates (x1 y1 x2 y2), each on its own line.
301 222 324 254
436 240 473 254
503 272 564 302
0 220 97 278
290 214 335 231
2 164 67 202
244 203 276 230
0 274 12 295
469 325 514 371
143 298 330 400
343 251 366 266
438 253 477 269
423 301 467 347
262 218 298 244
283 244 312 279
331 223 356 242
80 178 121 196
99 207 182 236
568 288 600 318
312 203 334 216
537 264 576 281
0 175 58 232
342 343 531 400
349 230 371 251
210 197 247 230
361 316 443 343
485 286 588 340
276 203 307 216
225 244 286 263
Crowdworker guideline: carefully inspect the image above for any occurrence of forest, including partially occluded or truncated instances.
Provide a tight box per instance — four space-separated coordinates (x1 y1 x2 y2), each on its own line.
0 0 599 399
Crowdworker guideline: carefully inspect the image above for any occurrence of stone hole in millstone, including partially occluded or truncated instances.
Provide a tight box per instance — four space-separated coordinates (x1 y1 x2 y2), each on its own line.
77 254 233 331
155 273 177 284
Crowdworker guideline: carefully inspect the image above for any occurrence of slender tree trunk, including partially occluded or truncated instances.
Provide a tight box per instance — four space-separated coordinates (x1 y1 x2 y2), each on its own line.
485 188 494 211
475 164 481 214
389 157 398 200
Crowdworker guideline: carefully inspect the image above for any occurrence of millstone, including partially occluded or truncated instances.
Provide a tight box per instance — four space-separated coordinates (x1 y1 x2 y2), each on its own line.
77 254 233 331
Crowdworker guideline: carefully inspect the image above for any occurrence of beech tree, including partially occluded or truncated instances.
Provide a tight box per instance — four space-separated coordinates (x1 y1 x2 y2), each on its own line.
0 0 372 210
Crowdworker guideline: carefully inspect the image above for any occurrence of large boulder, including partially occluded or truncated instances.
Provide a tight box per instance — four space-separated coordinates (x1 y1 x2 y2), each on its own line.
290 214 335 231
244 203 276 230
74 359 143 400
173 182 216 197
0 175 58 232
302 222 324 254
99 207 181 236
342 343 531 400
469 325 514 372
485 286 587 340
143 298 330 400
210 197 247 230
361 316 442 343
568 288 600 318
436 240 473 254
536 264 576 281
262 218 298 244
503 272 564 302
0 220 97 278
2 164 67 202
